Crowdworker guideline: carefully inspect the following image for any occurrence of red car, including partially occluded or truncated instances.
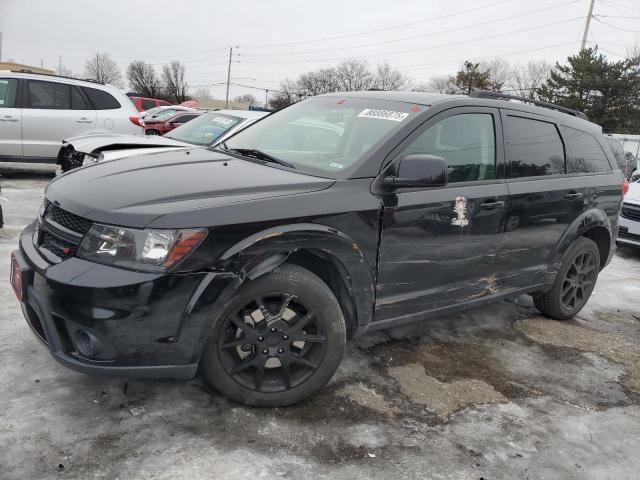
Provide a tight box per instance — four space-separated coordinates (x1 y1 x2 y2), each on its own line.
144 111 202 135
129 96 171 112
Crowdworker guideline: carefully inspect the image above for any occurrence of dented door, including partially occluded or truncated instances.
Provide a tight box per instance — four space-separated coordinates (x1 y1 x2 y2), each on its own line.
373 107 508 323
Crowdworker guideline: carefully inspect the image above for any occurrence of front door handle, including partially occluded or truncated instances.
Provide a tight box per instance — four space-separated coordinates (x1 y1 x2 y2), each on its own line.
76 118 94 123
0 116 18 122
480 199 505 210
565 192 583 199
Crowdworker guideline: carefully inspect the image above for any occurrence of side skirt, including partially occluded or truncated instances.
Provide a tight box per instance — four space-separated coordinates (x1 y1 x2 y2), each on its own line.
353 283 547 337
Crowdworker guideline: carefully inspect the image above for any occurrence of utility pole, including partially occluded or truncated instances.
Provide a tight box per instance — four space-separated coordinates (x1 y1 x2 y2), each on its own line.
58 55 62 75
225 47 233 108
0 31 3 63
265 89 269 108
580 0 596 51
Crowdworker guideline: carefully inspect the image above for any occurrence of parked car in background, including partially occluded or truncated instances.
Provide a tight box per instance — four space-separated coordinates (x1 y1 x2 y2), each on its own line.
618 178 640 247
139 105 198 121
129 96 171 112
57 110 268 171
0 71 142 163
144 111 202 136
13 90 623 407
605 135 636 179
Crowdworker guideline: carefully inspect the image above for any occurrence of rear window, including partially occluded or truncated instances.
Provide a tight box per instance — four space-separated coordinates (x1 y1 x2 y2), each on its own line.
71 87 89 110
27 80 71 109
165 113 241 145
562 127 611 173
141 99 156 110
83 87 121 110
504 115 565 178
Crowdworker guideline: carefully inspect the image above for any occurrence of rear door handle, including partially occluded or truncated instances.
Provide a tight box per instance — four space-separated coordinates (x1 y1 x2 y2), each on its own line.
565 192 583 199
76 118 94 123
0 116 18 122
480 199 505 209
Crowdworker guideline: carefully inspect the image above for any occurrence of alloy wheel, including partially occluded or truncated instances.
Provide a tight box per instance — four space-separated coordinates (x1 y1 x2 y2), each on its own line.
560 251 597 311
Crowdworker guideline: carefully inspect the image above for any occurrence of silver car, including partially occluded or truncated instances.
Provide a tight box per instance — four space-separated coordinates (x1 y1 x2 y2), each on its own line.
58 110 268 171
618 179 640 247
0 70 142 163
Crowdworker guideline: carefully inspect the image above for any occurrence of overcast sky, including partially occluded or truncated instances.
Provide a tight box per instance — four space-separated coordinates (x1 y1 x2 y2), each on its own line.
1 0 638 101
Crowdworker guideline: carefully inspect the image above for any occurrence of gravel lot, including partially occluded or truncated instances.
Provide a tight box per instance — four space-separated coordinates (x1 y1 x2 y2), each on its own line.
1 171 639 480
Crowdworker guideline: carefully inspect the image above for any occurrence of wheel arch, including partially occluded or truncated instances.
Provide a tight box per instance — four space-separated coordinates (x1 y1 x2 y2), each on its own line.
217 223 375 336
551 208 613 270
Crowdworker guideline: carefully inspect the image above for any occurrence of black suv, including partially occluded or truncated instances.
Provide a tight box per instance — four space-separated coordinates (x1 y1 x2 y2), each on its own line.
11 91 624 406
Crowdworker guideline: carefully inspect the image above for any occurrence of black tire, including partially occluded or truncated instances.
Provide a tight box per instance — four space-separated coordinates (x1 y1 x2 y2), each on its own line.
532 237 600 320
146 129 161 136
201 263 346 406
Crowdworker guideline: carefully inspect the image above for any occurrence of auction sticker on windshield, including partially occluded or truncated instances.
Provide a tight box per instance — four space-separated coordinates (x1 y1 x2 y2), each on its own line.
358 109 409 122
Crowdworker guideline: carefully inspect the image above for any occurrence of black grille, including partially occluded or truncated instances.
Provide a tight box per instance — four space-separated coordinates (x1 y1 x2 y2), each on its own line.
619 228 640 241
621 203 640 222
48 205 92 235
40 231 76 258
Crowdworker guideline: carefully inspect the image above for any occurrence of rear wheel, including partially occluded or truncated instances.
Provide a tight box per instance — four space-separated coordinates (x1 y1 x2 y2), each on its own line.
532 237 600 319
202 264 346 406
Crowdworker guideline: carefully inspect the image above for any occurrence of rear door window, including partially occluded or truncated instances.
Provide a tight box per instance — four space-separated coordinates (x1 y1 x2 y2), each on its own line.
561 127 611 173
83 87 121 110
71 87 89 110
27 80 71 109
504 115 565 178
0 78 18 108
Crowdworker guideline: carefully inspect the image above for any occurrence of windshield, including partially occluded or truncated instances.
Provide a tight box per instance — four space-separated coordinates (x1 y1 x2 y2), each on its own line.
150 109 182 120
224 96 420 175
165 113 242 145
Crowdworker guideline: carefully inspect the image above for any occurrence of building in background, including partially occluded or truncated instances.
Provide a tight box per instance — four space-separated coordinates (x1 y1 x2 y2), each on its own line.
0 62 54 74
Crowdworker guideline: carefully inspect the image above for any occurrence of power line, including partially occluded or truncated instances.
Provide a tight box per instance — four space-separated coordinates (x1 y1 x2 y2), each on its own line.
600 0 640 13
237 17 584 65
237 0 581 58
238 0 514 48
592 16 640 33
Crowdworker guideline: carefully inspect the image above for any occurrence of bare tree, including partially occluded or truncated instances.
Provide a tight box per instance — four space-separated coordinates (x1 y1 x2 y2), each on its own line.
234 94 258 105
297 67 341 96
337 59 374 91
84 53 122 86
481 58 512 90
510 60 552 98
193 87 212 100
162 60 188 103
55 62 73 77
414 75 453 94
127 61 162 98
373 62 412 90
269 79 301 110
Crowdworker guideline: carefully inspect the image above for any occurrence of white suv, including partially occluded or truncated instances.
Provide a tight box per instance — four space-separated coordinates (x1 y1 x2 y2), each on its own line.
0 70 143 163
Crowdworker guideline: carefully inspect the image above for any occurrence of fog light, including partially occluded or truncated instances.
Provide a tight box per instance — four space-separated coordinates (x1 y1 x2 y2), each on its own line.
76 330 103 357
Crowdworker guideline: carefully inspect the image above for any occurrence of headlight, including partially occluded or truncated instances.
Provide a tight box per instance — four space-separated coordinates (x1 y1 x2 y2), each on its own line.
82 152 103 166
77 224 207 272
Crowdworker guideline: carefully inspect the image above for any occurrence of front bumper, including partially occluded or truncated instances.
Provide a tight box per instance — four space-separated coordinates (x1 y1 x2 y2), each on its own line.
14 221 240 379
618 206 640 247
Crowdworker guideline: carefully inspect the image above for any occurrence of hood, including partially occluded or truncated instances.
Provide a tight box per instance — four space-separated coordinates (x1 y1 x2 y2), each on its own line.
46 148 334 228
65 133 191 155
625 180 640 204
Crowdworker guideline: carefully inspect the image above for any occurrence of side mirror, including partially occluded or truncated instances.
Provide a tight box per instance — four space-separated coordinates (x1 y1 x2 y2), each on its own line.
383 154 448 189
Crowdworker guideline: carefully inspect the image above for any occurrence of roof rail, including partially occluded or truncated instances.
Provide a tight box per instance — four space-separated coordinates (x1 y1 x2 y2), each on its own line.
10 69 104 85
469 90 589 121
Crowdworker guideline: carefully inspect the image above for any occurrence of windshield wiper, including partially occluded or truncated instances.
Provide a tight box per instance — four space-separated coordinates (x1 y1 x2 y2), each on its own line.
226 147 295 169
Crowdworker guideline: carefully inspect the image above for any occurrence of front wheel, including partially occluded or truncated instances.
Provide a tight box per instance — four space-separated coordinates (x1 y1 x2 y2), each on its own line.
201 264 346 406
532 237 600 319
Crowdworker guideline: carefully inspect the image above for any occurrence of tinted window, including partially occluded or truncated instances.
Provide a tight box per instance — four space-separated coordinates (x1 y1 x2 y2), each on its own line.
505 116 564 178
0 78 18 108
171 114 197 123
562 127 611 173
83 87 121 110
27 80 71 109
71 87 89 110
141 99 156 110
400 113 496 183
